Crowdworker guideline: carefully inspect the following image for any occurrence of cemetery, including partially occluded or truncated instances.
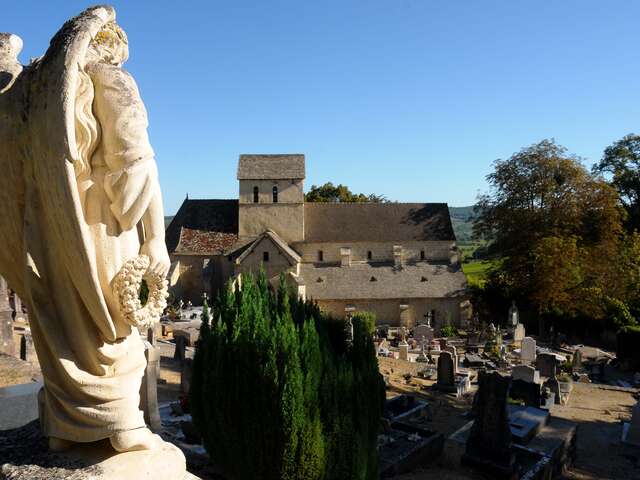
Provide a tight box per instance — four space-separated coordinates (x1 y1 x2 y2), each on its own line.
1 4 640 480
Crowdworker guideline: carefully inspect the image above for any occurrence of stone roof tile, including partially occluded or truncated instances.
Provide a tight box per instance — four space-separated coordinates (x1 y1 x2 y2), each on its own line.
304 203 455 242
237 154 305 180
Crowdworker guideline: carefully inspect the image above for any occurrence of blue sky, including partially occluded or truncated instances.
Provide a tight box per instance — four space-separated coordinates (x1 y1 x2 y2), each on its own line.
4 1 640 213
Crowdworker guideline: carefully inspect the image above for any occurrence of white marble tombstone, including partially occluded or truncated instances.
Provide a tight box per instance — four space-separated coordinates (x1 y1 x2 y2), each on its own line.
521 337 537 363
512 364 540 384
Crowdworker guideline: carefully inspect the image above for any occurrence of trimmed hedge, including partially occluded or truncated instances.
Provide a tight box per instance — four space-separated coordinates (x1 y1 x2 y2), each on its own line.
190 273 384 480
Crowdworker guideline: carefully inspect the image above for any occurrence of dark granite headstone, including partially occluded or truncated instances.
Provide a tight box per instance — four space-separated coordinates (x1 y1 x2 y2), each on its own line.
509 379 541 408
174 335 186 362
437 351 455 388
20 333 38 365
462 371 517 479
537 353 558 378
180 358 193 395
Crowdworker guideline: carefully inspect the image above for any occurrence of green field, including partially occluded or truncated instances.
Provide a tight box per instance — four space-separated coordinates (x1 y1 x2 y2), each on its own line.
462 260 496 287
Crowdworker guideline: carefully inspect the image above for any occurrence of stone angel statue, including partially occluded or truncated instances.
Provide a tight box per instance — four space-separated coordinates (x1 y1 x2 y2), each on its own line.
0 6 179 463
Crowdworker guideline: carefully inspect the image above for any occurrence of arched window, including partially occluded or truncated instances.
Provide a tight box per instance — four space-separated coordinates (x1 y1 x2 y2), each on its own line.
272 185 278 203
367 251 373 260
318 250 324 262
253 186 259 203
420 250 425 261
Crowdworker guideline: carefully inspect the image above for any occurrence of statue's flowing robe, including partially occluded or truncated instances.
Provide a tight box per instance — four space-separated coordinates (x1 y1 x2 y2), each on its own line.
0 7 160 442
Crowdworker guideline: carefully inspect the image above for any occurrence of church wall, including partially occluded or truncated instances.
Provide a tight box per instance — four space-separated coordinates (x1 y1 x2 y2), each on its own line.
235 236 296 281
168 254 208 305
292 241 457 264
315 297 469 331
239 203 304 243
239 179 304 204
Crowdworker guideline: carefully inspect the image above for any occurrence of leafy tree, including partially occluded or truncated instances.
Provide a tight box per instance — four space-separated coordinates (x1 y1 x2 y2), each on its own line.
305 182 388 203
593 133 640 232
473 139 637 329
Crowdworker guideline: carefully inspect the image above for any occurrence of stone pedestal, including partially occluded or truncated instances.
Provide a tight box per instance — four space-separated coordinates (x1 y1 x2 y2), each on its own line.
398 341 409 361
0 435 191 480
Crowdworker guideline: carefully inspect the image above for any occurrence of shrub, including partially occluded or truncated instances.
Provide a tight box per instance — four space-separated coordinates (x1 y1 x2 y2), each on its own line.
190 272 384 480
440 324 458 338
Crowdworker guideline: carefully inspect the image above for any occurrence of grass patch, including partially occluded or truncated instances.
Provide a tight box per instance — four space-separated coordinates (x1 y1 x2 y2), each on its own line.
462 259 497 288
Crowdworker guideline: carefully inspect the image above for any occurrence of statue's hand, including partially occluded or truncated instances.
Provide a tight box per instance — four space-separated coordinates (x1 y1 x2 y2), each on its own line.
140 238 170 277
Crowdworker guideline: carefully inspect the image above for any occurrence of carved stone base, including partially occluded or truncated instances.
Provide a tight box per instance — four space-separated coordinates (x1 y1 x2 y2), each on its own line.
0 421 194 480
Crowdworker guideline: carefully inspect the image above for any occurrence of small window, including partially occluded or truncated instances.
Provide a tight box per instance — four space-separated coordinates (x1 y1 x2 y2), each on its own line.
263 251 269 262
272 185 278 203
253 186 259 203
318 250 324 262
420 250 425 260
370 276 377 282
367 251 372 260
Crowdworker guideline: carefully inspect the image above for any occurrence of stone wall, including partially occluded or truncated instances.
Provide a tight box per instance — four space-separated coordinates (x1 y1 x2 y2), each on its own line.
239 179 304 204
239 203 304 243
316 297 469 330
292 240 457 264
234 235 296 281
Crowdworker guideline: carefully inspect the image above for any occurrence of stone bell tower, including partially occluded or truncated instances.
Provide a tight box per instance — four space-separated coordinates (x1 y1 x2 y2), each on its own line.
237 154 305 243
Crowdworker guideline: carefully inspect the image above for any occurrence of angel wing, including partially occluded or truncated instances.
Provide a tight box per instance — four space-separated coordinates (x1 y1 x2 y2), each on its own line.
23 6 119 340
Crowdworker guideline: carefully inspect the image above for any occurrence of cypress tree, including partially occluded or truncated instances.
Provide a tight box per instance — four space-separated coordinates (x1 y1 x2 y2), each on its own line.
191 272 384 480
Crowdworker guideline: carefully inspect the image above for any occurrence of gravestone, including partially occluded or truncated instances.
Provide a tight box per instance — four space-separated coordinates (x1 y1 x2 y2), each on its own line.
398 340 409 361
181 358 193 395
572 349 583 371
414 324 434 342
510 379 542 408
0 276 14 356
437 351 455 389
462 371 516 478
537 353 558 378
0 381 42 430
542 377 560 405
20 333 38 365
174 335 187 363
443 345 458 373
512 365 540 384
513 324 525 347
173 328 199 347
521 337 536 363
139 342 161 433
623 400 640 446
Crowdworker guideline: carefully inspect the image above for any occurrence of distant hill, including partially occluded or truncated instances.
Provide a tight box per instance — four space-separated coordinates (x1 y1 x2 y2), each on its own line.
449 206 476 243
164 216 174 229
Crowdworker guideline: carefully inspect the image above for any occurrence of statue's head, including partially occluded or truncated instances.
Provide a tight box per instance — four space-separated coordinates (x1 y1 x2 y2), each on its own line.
0 33 22 57
88 22 128 66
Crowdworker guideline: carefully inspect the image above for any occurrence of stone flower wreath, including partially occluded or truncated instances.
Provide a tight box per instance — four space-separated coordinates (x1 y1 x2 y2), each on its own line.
112 254 168 329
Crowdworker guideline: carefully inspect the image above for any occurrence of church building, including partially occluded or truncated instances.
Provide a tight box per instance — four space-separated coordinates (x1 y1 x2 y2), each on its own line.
165 154 470 330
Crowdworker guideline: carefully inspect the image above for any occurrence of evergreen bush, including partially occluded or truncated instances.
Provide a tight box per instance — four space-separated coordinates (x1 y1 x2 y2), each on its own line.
190 272 384 480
